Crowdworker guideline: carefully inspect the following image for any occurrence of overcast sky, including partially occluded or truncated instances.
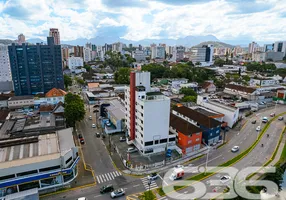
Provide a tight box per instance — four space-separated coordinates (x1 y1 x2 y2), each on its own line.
1 0 286 44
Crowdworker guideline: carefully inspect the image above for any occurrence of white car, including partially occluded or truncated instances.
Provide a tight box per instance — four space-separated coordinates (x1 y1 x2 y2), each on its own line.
147 173 159 180
77 198 87 200
92 124 96 128
110 188 125 198
89 116 92 120
127 147 137 153
220 175 231 183
256 126 261 131
231 146 239 152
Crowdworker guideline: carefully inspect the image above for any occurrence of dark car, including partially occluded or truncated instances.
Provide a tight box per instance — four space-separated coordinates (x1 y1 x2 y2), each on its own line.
251 120 256 124
102 134 106 139
100 184 114 194
96 133 100 138
78 134 83 139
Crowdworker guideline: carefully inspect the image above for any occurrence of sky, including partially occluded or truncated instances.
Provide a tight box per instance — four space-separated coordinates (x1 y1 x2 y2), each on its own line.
1 0 286 44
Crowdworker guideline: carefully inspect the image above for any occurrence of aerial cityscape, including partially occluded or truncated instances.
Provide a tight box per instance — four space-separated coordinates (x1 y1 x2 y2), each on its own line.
1 0 286 200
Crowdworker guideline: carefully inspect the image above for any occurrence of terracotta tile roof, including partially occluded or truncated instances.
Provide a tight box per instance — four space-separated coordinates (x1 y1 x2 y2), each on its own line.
88 83 100 88
201 82 212 89
173 105 221 129
45 88 67 97
39 104 55 112
225 84 256 94
170 113 202 135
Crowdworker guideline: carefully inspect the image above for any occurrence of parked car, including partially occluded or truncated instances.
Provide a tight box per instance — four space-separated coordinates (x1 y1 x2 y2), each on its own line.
231 146 239 152
147 173 159 180
262 117 268 123
270 113 275 117
175 165 184 168
110 188 125 198
100 184 114 194
77 198 87 200
278 116 284 121
251 120 256 124
166 152 172 158
220 175 231 183
89 116 92 120
78 134 83 139
119 137 126 142
80 138 85 144
127 147 137 153
96 133 100 138
256 126 261 131
92 124 96 128
106 121 111 126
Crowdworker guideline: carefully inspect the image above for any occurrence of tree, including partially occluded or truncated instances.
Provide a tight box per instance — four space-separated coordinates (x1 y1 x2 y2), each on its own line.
114 67 130 84
141 63 167 80
179 87 197 96
182 95 197 102
242 75 250 82
84 64 91 72
64 75 72 89
214 58 225 67
64 93 85 127
195 61 201 66
76 78 85 86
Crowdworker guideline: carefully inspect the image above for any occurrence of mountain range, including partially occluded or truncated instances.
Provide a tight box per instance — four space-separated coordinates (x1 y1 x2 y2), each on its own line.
0 35 237 48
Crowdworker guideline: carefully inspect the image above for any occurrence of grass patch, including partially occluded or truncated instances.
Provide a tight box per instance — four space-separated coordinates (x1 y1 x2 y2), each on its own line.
156 188 165 196
139 191 156 200
156 112 286 197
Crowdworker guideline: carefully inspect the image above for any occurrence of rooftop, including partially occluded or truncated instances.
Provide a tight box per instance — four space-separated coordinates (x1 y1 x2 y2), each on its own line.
173 105 221 128
193 107 221 117
45 88 67 97
0 128 74 169
88 82 100 88
105 99 125 120
170 113 202 135
9 96 34 101
0 110 9 121
225 84 256 94
146 92 163 96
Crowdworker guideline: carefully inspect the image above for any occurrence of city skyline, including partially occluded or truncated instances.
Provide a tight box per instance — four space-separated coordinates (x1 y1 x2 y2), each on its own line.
1 0 286 45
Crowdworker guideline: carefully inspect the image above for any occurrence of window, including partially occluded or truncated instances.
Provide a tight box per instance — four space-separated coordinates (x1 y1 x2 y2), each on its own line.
17 170 38 177
141 133 143 138
141 127 143 131
145 141 153 146
155 140 159 144
141 120 143 124
0 174 15 181
39 165 61 172
141 140 143 144
196 138 200 141
65 156 73 164
141 105 143 109
160 139 167 143
141 113 143 117
169 137 175 142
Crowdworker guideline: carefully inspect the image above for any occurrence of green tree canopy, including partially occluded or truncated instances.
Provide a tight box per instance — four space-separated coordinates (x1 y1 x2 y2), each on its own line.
114 67 131 84
180 87 197 96
64 75 72 89
182 95 197 103
64 93 85 127
246 62 276 72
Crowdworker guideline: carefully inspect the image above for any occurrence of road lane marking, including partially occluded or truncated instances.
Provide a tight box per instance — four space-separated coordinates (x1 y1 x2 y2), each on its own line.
107 173 112 180
109 172 114 179
98 175 103 183
133 184 140 187
94 195 102 198
105 173 110 181
159 174 169 186
96 176 101 184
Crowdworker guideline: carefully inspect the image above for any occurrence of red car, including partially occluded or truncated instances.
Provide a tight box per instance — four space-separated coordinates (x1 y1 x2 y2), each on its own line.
80 138 85 144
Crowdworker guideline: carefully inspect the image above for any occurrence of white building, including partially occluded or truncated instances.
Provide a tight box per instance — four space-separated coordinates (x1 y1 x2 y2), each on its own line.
274 41 286 56
0 128 79 198
132 50 146 62
125 71 175 155
112 42 123 53
248 41 258 54
67 57 84 71
0 45 13 92
151 46 165 59
252 51 284 62
83 47 92 62
189 44 214 66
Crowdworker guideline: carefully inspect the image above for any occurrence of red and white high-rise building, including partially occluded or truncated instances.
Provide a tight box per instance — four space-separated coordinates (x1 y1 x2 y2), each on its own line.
125 71 176 155
49 28 60 45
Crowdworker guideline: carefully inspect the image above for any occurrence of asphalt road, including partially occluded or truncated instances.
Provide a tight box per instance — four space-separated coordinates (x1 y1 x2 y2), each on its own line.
157 109 286 200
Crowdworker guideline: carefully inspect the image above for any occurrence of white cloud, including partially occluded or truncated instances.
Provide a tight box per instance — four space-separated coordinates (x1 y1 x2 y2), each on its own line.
1 0 286 44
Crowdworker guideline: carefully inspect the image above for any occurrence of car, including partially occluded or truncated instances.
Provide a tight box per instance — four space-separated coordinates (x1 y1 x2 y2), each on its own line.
127 147 137 153
166 153 172 158
278 116 284 121
80 138 85 144
78 134 83 139
77 198 87 200
110 188 125 198
106 122 111 126
100 184 114 194
262 117 268 123
166 149 172 154
220 175 231 183
96 133 100 138
92 124 96 128
175 165 184 168
89 116 92 120
251 120 256 124
270 113 275 117
148 173 159 180
256 126 261 131
231 146 239 152
119 137 126 142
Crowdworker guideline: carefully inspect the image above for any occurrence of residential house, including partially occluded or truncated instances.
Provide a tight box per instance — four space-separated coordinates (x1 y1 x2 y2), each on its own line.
34 88 67 107
51 101 65 127
0 96 9 108
88 83 100 91
172 105 221 145
39 104 55 116
201 81 216 93
169 113 202 154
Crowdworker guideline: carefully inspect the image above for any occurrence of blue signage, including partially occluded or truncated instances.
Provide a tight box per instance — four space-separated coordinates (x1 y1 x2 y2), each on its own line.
0 157 79 188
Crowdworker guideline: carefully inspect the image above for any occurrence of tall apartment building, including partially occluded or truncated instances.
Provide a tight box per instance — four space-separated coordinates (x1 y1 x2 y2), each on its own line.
274 41 286 56
49 28 60 45
125 71 175 155
74 45 84 57
132 50 146 62
68 57 84 71
8 37 64 96
112 42 123 53
151 45 165 59
248 41 258 54
0 44 13 91
17 34 25 45
83 47 92 62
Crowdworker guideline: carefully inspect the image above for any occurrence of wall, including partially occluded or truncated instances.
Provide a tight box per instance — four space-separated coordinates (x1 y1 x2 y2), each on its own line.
177 131 202 153
8 99 34 109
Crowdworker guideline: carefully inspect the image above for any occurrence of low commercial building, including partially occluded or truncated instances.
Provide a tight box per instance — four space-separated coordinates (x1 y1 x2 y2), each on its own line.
84 91 97 105
249 78 279 87
223 84 257 100
8 96 34 109
201 81 216 93
197 95 239 128
68 57 83 71
168 79 188 88
172 105 222 145
169 113 202 154
0 128 79 198
252 51 284 62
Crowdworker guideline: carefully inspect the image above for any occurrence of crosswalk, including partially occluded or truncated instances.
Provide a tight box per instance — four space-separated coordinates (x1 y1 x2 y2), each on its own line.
95 171 122 184
140 177 159 190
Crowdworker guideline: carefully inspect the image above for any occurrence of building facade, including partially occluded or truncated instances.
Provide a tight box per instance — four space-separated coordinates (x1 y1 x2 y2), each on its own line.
73 46 84 58
125 71 176 155
189 44 214 66
132 50 146 62
0 44 13 92
67 57 84 71
49 28 60 45
248 41 258 54
8 37 64 96
83 47 92 62
17 34 25 45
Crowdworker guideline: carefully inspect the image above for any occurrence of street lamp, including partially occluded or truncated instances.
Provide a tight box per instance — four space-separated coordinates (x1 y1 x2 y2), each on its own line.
203 141 211 175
